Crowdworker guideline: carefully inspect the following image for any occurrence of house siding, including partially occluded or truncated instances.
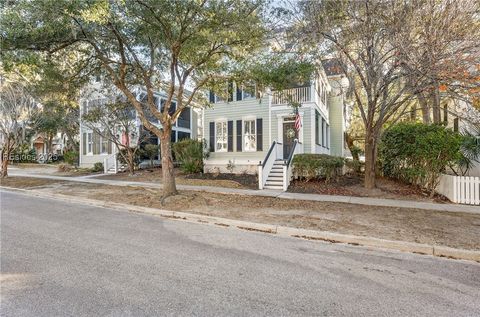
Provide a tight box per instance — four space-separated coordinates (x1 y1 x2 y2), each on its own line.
203 95 270 174
328 78 347 157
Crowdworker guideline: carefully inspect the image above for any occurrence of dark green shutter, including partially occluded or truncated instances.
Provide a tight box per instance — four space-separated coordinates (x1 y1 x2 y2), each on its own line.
227 120 233 152
256 118 263 151
209 122 215 152
236 87 243 101
236 120 242 152
209 91 215 103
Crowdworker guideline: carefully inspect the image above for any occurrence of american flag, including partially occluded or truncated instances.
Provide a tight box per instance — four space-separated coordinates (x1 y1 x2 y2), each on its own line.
294 111 302 131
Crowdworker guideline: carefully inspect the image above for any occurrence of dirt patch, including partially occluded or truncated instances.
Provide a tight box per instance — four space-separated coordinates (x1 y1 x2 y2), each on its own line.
289 175 448 203
0 177 64 189
22 181 480 251
96 168 257 189
184 173 258 189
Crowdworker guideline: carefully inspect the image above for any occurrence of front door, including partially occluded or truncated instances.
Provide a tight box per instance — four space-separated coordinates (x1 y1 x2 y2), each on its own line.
283 119 298 159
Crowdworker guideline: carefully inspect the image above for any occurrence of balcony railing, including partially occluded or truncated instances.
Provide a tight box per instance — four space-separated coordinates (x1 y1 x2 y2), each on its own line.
272 86 312 105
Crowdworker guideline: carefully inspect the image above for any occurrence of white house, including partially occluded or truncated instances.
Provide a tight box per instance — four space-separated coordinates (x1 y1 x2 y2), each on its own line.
78 83 199 172
202 59 349 190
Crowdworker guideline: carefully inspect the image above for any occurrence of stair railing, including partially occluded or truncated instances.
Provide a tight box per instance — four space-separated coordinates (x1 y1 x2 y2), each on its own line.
103 153 118 174
283 139 303 191
258 141 282 189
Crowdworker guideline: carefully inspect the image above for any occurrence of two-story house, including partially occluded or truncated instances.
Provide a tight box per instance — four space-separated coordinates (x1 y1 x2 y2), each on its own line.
79 84 199 172
203 60 349 190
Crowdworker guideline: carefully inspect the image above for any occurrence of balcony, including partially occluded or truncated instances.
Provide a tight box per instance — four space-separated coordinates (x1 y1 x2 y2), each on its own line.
272 86 312 105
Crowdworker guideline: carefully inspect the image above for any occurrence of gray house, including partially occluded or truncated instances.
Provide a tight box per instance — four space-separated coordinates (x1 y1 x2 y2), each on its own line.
203 61 349 190
79 84 199 172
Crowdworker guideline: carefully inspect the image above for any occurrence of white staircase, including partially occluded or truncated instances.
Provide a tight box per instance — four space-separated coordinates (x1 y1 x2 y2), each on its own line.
264 160 285 190
259 140 303 191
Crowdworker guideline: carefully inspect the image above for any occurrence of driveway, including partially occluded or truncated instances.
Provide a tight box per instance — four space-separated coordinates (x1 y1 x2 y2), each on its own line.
1 190 479 316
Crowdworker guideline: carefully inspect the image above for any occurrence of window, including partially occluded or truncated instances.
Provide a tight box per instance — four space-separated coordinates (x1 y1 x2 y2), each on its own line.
177 131 191 141
321 118 326 147
243 120 256 151
100 136 109 154
215 121 228 152
326 124 330 149
178 108 191 128
87 132 93 154
242 83 256 100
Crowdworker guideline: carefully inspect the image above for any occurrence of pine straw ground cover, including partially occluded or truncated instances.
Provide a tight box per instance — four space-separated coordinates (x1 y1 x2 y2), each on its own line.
7 179 479 251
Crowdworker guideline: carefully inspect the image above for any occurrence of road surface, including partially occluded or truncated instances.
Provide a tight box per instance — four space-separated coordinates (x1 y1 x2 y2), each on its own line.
1 189 479 316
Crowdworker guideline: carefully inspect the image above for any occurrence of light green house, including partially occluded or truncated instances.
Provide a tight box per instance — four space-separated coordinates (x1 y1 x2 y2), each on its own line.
203 60 349 190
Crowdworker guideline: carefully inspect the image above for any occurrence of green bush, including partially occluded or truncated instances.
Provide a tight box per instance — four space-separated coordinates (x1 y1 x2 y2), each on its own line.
292 154 344 182
344 158 363 175
92 162 104 172
141 144 160 167
172 139 209 174
379 123 462 194
64 151 79 166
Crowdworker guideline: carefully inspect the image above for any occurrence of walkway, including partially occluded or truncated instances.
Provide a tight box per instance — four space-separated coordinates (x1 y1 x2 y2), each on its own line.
7 171 480 214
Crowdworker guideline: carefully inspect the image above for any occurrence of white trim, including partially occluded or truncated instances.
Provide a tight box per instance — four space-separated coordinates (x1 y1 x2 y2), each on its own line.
268 93 272 146
243 118 257 152
277 112 304 145
214 120 228 153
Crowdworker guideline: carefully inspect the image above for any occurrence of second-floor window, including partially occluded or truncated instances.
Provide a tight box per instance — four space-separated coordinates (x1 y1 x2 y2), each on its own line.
100 135 109 154
243 120 256 151
87 132 93 154
215 121 228 152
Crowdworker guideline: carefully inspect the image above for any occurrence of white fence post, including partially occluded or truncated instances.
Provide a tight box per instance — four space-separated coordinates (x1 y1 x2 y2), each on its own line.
437 174 480 205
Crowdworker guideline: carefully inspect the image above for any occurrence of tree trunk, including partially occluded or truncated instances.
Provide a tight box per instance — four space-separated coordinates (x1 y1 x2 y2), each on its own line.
364 133 378 189
160 126 177 198
1 148 9 178
431 85 441 124
418 92 431 124
127 150 136 176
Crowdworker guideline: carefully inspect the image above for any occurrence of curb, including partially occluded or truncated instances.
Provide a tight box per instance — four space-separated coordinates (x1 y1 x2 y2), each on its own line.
7 173 480 215
2 186 479 263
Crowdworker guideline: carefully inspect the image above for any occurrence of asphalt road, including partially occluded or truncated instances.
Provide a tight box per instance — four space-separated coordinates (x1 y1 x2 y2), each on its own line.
1 189 479 316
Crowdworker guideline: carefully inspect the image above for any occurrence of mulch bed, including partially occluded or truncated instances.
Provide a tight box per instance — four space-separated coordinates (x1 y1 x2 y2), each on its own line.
288 174 448 202
184 172 258 189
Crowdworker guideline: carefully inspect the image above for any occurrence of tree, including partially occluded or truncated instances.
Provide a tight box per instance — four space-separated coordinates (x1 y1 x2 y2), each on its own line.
2 0 267 197
82 96 145 175
300 0 432 189
0 79 37 177
403 0 480 123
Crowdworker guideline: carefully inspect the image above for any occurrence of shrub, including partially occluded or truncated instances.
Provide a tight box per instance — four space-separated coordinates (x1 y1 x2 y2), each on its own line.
141 144 160 168
292 154 344 182
64 151 79 166
92 162 104 173
172 139 209 174
344 158 363 175
379 123 462 195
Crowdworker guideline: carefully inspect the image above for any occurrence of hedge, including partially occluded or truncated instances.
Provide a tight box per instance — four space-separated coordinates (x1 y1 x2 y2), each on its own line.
292 154 344 182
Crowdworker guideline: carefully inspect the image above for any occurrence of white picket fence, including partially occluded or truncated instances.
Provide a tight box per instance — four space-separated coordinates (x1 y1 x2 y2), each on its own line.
436 174 480 205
